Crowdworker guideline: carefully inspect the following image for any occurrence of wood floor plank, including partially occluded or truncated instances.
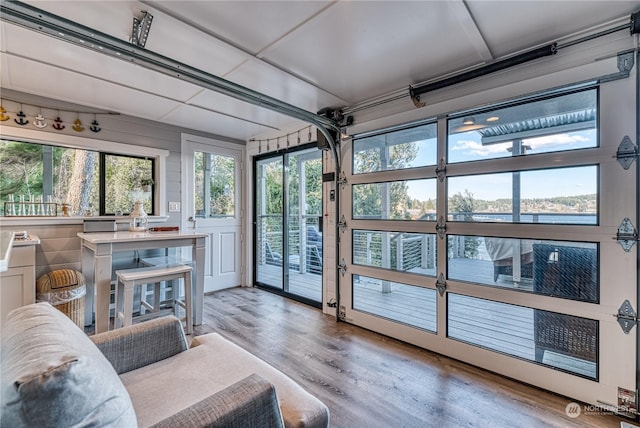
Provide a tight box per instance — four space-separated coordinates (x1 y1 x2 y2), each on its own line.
195 287 626 428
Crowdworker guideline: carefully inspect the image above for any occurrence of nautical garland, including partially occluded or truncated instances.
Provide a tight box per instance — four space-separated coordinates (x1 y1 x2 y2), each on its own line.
0 98 118 133
250 125 314 153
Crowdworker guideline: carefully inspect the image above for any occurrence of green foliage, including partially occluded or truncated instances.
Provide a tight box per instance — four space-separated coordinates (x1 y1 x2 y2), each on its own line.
449 190 480 258
0 141 44 198
0 140 152 215
352 141 418 219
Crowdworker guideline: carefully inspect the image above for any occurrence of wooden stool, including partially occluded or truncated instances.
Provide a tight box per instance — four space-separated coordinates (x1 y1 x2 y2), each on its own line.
139 256 192 316
114 264 193 334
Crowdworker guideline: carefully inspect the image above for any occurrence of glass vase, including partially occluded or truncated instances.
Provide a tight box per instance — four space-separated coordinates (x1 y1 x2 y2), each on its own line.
129 201 148 232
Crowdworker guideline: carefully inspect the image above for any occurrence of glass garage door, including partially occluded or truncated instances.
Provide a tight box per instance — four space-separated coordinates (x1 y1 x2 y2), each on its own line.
339 80 637 410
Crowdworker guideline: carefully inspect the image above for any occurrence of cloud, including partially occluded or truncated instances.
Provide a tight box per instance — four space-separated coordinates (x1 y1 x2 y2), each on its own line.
524 134 590 149
450 133 591 157
450 140 511 156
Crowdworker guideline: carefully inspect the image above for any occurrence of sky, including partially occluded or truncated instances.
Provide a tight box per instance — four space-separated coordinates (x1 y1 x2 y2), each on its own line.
405 129 597 201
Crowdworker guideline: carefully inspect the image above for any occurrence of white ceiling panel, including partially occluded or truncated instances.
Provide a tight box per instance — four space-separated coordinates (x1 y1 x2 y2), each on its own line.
139 5 250 77
3 55 184 121
187 89 305 131
161 103 289 140
224 57 347 112
260 1 488 103
467 1 639 58
151 0 332 55
3 23 203 103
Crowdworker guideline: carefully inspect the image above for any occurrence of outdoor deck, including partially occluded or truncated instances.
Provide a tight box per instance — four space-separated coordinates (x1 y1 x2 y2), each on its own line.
257 257 596 379
257 263 323 302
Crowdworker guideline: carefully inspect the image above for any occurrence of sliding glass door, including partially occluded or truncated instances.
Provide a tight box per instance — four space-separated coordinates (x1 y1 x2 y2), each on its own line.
254 144 323 306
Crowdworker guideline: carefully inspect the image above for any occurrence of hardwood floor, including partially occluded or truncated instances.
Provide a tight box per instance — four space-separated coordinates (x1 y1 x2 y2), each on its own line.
194 287 627 428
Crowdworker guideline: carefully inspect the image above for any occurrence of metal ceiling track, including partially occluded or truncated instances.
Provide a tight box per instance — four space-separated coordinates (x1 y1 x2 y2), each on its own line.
0 0 341 161
406 10 640 109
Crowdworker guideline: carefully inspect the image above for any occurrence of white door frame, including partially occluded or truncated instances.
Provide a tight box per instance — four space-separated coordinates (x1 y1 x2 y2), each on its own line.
181 133 245 293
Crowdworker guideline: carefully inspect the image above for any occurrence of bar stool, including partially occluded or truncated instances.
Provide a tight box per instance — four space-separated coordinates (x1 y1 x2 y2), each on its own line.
114 263 193 334
139 256 192 316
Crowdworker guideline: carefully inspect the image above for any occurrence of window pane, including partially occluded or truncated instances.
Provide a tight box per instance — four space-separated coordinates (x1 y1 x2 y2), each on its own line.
447 166 597 224
447 236 598 302
1 140 160 217
448 294 597 379
195 152 235 218
105 154 152 215
353 274 437 332
353 230 436 276
255 157 284 286
353 179 436 220
1 140 99 216
353 123 437 174
448 89 597 163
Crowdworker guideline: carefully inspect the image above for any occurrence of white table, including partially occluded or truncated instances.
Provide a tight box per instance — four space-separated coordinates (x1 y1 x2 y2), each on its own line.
78 231 207 333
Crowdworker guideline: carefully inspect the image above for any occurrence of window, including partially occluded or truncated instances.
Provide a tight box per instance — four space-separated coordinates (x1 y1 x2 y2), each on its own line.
194 152 235 218
447 166 598 224
353 122 437 174
352 179 436 220
447 89 598 163
0 139 155 216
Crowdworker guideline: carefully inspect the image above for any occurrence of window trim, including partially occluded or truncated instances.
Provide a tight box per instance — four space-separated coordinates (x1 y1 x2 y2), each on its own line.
0 126 169 217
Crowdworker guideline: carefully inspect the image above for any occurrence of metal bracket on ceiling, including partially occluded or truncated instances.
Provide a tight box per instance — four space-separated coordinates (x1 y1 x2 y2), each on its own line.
131 11 153 48
598 50 635 84
408 86 426 108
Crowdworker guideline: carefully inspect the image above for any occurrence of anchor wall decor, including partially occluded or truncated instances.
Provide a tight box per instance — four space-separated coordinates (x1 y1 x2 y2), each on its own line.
33 113 47 128
90 119 101 132
52 117 65 130
72 118 85 132
0 106 9 121
1 99 118 132
14 111 28 125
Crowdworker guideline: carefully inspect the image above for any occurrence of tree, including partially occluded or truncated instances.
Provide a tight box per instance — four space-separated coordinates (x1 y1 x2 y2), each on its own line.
66 151 96 215
449 190 480 258
352 141 418 219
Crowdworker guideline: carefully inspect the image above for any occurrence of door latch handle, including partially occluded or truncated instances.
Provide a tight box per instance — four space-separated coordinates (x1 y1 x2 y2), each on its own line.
188 216 197 228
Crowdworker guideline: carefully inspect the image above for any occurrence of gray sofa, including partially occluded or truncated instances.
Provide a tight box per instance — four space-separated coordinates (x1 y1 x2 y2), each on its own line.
1 302 329 428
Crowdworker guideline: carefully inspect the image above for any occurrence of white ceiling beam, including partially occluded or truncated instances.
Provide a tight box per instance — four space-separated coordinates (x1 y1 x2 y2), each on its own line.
449 0 494 62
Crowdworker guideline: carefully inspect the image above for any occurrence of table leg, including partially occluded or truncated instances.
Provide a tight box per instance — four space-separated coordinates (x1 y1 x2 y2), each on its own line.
81 245 95 327
192 238 205 326
94 253 113 333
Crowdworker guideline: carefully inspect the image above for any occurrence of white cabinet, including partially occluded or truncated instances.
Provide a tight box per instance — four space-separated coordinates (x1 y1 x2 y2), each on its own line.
0 242 37 329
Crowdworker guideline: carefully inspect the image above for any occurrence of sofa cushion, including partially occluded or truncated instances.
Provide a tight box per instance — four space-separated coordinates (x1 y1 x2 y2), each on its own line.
121 332 329 428
150 374 284 428
1 302 137 428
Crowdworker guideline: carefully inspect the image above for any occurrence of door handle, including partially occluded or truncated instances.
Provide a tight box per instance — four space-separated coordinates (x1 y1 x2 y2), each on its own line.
188 216 197 228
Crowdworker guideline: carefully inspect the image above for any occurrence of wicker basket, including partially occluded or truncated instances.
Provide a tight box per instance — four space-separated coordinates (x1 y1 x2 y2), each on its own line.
36 269 86 328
